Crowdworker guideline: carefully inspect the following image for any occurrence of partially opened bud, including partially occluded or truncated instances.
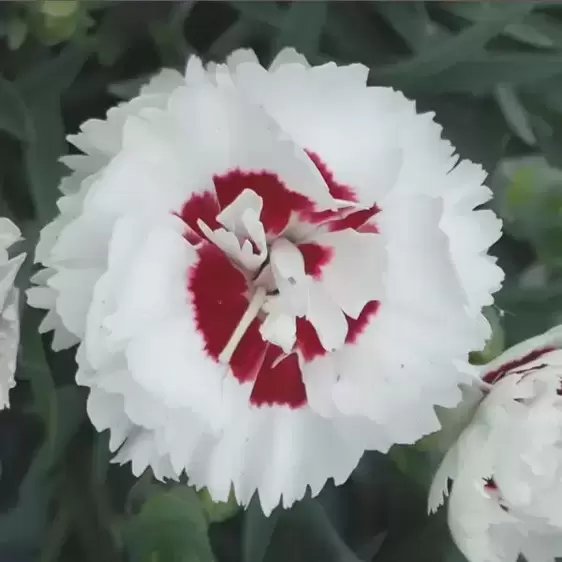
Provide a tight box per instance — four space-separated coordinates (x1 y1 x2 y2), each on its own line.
0 218 26 409
429 325 562 562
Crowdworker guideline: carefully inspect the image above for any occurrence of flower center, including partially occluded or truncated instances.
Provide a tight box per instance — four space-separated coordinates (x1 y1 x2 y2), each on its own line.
216 234 337 366
181 163 381 408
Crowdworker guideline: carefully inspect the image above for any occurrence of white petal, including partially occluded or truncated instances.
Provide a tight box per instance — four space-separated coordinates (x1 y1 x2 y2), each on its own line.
226 48 260 71
521 533 562 562
301 353 339 417
126 316 229 429
86 386 133 451
231 62 409 205
0 253 26 311
0 289 20 408
217 188 263 232
428 443 459 513
269 48 310 71
0 218 21 249
310 229 384 319
48 267 100 338
198 192 268 272
140 68 185 96
305 285 347 353
259 311 296 354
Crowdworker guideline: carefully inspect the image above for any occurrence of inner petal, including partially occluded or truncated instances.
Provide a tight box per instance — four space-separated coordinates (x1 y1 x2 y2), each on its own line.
296 300 380 362
214 170 315 236
183 154 383 410
178 191 221 244
216 188 263 234
197 189 268 273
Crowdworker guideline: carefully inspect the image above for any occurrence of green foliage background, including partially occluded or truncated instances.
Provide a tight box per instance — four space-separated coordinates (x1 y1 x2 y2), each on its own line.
0 1 561 561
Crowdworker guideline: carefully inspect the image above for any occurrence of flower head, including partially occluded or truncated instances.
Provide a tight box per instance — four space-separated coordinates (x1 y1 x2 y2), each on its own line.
0 218 25 408
29 48 503 514
429 325 562 562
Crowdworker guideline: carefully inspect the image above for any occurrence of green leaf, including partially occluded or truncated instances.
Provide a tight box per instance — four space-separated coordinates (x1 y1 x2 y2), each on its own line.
207 19 257 61
403 52 562 95
90 432 122 552
50 386 87 465
40 0 79 19
0 77 34 141
242 497 280 562
0 450 50 550
494 156 562 270
442 3 562 49
494 85 536 146
150 2 194 68
469 306 505 365
91 432 111 487
388 445 434 489
375 2 450 52
323 4 393 68
0 386 86 548
126 470 164 516
520 96 562 170
420 94 508 172
497 284 562 346
263 500 362 562
95 7 133 66
15 42 91 222
16 40 91 100
503 14 562 48
372 3 534 89
230 3 284 28
523 77 562 114
40 507 71 562
23 94 66 223
19 307 58 464
7 18 28 51
289 501 361 562
56 426 121 562
125 487 214 562
272 2 327 58
374 510 452 562
198 488 240 524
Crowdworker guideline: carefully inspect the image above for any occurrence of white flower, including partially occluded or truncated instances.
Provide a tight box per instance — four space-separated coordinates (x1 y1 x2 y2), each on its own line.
0 218 26 408
29 48 503 514
429 325 562 562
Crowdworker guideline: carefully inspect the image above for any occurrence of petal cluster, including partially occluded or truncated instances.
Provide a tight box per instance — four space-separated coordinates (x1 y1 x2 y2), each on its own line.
429 326 562 562
0 219 25 408
29 48 503 514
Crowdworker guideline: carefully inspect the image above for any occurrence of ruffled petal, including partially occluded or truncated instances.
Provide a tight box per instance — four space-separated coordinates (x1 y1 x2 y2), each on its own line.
30 49 505 516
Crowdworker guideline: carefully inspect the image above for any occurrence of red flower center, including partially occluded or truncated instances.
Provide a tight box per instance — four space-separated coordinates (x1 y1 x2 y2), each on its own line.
180 155 380 409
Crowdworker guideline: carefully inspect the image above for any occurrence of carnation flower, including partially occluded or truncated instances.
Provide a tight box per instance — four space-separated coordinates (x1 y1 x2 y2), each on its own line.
28 48 503 513
429 326 562 562
0 218 25 408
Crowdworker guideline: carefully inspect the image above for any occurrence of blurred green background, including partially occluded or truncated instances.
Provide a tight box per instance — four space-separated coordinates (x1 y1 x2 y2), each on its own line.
0 1 561 561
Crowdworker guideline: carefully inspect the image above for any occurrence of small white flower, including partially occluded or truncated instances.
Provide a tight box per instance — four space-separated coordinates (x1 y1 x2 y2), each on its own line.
0 218 26 409
429 325 562 562
29 48 503 514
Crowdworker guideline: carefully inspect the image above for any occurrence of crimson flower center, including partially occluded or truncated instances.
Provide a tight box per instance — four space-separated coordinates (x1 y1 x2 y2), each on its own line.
183 164 380 408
